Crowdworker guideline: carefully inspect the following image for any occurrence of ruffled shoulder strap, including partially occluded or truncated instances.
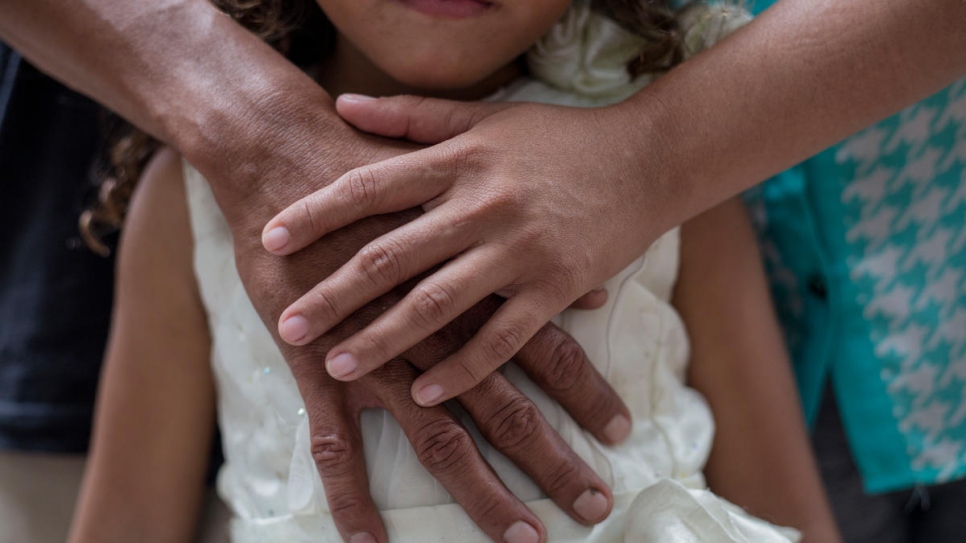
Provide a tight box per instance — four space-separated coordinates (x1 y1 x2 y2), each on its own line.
527 1 751 100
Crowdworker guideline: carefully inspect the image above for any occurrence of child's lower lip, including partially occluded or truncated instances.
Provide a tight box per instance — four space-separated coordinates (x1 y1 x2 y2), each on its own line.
395 0 493 19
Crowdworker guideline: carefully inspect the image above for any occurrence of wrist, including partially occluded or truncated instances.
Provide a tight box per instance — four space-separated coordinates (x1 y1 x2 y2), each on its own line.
145 9 343 207
603 88 692 237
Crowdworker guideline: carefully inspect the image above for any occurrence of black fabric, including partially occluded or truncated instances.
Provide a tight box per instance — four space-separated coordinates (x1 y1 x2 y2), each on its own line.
0 43 115 453
813 384 966 543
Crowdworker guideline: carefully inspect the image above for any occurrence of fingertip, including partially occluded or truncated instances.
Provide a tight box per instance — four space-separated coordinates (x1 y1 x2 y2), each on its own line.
503 521 542 543
262 225 291 254
336 93 377 107
349 532 378 543
601 413 632 445
327 352 359 380
279 314 309 345
571 488 612 524
412 381 445 407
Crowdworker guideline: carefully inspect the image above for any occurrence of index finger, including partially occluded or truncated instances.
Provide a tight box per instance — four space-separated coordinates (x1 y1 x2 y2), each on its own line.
262 148 452 256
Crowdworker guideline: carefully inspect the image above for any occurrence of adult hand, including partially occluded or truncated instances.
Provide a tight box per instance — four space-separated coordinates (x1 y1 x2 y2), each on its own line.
238 213 628 543
191 78 629 543
261 95 667 407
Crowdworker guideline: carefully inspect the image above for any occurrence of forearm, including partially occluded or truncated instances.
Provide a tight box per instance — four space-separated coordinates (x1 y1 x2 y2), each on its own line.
676 200 839 541
70 149 215 543
618 0 966 229
0 0 347 198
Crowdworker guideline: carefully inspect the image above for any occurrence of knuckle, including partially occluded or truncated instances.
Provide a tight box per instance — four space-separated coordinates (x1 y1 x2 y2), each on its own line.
299 197 322 235
470 496 505 523
414 420 475 472
484 325 525 363
544 460 583 496
543 264 584 302
478 185 516 215
310 431 357 476
344 167 380 208
404 96 429 137
286 349 328 378
357 329 392 362
541 339 589 393
358 240 404 287
411 282 457 330
484 397 542 451
456 357 490 388
307 287 341 323
326 491 369 517
448 138 477 175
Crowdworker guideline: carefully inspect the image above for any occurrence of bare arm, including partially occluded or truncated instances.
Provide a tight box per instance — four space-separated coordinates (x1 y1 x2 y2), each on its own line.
69 148 214 543
631 0 966 219
265 0 966 405
674 199 839 543
0 0 341 168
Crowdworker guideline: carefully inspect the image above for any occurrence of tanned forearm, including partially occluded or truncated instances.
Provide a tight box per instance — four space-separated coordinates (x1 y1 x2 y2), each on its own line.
618 0 966 229
677 199 840 542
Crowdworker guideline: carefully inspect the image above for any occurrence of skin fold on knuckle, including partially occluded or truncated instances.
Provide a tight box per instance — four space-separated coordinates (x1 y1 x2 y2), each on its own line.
326 490 370 518
541 263 586 307
482 396 543 452
286 347 332 378
344 167 380 210
543 458 584 497
446 136 482 179
538 338 588 395
454 355 494 391
464 494 516 535
310 431 357 478
484 325 525 365
358 239 404 288
413 419 475 473
411 282 457 331
304 287 342 325
297 195 324 239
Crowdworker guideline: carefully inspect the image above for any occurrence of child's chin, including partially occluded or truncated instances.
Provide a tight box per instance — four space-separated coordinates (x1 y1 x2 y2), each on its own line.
389 65 497 94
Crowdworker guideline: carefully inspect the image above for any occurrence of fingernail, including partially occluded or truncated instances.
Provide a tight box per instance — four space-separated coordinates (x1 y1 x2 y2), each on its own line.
503 521 539 543
327 352 358 378
262 226 290 252
350 533 377 543
414 384 444 406
279 315 309 344
572 488 609 523
339 93 376 104
603 414 632 444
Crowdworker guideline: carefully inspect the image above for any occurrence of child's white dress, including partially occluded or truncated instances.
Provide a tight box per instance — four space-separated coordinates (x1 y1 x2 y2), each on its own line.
183 4 800 542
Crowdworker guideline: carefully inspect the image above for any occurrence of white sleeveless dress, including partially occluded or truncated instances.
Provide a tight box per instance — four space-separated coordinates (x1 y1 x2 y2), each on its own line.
184 4 801 542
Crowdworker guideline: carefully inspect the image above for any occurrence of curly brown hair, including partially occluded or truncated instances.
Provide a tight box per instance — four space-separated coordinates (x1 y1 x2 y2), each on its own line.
81 0 689 255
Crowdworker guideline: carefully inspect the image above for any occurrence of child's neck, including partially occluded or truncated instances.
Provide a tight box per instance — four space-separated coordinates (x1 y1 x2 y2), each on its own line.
316 34 524 101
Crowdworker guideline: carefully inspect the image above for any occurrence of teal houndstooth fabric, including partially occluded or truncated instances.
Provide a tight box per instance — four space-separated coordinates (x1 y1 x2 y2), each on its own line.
744 0 966 492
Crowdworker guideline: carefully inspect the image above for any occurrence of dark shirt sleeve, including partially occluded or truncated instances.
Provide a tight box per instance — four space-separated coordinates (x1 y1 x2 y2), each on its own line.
0 42 114 453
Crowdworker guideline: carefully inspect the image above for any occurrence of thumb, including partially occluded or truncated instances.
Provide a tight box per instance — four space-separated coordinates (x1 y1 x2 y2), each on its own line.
336 94 514 144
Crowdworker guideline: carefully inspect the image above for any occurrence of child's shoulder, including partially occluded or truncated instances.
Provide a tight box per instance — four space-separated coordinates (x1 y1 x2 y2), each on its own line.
131 146 187 214
118 147 196 294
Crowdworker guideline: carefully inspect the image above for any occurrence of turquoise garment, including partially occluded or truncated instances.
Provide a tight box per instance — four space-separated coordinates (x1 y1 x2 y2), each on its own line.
746 0 966 493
